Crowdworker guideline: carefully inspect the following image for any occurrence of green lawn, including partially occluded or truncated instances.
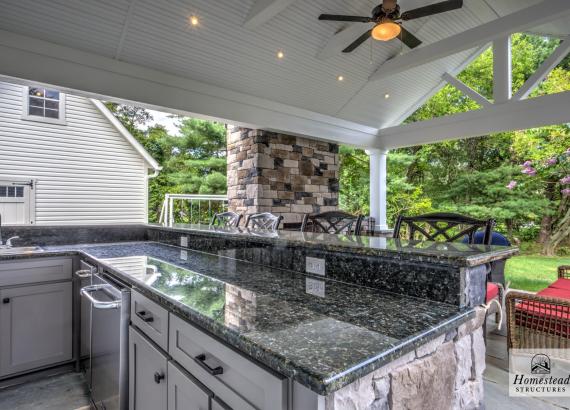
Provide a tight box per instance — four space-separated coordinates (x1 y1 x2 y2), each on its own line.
505 255 570 292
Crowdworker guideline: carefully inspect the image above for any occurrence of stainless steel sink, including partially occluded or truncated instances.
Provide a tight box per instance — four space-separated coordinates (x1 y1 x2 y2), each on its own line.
0 246 43 255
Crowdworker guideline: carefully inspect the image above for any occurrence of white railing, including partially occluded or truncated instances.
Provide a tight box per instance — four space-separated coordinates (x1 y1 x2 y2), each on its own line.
159 194 228 226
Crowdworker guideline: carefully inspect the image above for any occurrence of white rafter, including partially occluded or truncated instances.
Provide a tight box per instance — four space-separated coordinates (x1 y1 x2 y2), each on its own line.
513 36 570 101
243 0 297 30
493 35 512 103
375 91 570 149
442 72 492 108
369 0 570 82
115 0 138 60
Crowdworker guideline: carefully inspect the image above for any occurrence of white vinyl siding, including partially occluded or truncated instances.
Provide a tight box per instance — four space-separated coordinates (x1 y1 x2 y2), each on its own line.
0 81 149 225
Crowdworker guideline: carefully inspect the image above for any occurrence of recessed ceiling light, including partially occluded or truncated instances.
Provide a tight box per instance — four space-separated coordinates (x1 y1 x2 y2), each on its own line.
277 50 285 59
189 15 199 26
337 75 344 81
384 93 390 99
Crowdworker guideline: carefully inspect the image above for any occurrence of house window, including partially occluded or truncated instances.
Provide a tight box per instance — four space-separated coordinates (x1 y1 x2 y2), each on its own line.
22 87 66 124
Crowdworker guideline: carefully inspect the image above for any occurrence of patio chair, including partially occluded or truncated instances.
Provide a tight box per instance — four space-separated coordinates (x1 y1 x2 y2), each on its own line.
392 212 495 244
210 211 242 228
393 212 502 333
245 212 283 231
301 211 364 235
506 265 570 350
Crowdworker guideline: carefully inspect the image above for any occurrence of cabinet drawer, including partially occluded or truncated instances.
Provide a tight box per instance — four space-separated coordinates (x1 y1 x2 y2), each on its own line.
131 290 169 351
169 314 287 410
0 258 72 287
168 361 211 410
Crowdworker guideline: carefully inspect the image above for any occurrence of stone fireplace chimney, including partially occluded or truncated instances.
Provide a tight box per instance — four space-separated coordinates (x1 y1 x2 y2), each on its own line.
226 126 340 225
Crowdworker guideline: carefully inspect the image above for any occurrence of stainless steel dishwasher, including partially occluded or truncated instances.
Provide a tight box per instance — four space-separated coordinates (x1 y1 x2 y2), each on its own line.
81 272 130 410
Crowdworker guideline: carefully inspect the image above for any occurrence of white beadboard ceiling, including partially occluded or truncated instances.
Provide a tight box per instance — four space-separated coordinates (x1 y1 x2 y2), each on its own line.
0 0 567 131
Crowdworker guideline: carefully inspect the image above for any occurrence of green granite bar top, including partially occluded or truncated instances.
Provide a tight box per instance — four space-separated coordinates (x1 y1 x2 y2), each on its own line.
149 223 518 267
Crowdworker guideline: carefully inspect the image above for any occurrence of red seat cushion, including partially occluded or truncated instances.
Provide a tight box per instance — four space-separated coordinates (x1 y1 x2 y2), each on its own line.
515 286 570 337
549 278 570 292
537 286 570 300
486 282 500 303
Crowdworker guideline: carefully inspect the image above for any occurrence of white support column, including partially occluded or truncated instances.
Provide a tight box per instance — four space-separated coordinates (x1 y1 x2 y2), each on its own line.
493 35 512 103
366 149 389 231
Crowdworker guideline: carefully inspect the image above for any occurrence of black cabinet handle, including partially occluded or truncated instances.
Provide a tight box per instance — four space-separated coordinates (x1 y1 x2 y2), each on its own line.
136 310 154 323
2 298 9 304
154 372 165 384
194 354 223 376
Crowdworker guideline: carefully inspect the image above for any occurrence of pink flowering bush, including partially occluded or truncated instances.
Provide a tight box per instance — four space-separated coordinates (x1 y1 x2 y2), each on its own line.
506 180 517 190
512 147 570 199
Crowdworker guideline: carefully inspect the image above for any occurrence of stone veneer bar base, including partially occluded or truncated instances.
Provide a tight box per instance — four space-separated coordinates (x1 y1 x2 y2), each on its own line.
324 308 486 410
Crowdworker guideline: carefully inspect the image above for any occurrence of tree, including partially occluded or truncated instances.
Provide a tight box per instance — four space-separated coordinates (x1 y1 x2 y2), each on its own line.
106 104 228 222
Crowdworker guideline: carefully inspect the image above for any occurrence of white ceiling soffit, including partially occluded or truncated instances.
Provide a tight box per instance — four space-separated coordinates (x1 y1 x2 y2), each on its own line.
0 0 567 140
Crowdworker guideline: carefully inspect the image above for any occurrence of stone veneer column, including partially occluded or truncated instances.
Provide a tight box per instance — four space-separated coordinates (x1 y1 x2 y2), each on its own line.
226 126 340 224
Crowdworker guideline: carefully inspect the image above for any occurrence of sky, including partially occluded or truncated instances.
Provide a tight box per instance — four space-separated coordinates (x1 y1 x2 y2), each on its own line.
146 109 181 136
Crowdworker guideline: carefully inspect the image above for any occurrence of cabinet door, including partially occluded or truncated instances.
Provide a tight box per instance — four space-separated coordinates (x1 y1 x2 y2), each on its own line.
168 361 211 410
0 282 72 377
129 327 168 410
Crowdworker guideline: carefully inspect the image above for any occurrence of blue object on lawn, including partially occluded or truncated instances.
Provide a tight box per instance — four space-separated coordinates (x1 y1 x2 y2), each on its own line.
463 231 511 246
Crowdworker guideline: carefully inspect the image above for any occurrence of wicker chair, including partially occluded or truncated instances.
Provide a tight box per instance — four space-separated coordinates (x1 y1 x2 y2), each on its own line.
506 265 570 350
301 211 364 235
210 211 242 228
245 212 283 232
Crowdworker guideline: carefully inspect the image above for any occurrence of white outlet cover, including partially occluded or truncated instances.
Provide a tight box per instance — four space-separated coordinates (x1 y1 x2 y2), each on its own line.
306 278 326 298
180 250 188 261
180 236 188 247
306 257 326 276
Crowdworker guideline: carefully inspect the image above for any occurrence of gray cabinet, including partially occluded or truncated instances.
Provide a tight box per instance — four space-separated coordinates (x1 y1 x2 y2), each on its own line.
129 327 168 410
0 281 73 377
168 361 211 410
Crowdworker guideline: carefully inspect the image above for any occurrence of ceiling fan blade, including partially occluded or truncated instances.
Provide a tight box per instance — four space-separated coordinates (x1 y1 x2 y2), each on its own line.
398 26 422 49
401 0 463 21
319 14 373 23
342 29 372 53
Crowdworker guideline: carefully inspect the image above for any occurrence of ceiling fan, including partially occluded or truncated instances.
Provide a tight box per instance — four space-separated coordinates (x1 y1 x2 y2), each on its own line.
318 0 463 53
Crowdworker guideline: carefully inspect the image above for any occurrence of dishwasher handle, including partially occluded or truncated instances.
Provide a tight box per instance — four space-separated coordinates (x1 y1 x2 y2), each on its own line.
80 284 121 310
74 269 93 279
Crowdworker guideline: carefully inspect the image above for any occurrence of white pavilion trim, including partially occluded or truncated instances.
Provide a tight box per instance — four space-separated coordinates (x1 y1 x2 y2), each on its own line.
0 1 569 230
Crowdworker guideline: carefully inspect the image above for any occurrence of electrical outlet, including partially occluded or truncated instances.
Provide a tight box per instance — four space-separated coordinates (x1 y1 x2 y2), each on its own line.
180 250 188 261
306 278 325 298
306 257 325 276
180 236 188 247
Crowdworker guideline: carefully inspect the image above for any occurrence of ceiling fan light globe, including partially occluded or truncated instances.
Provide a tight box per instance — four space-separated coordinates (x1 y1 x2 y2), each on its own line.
371 21 401 41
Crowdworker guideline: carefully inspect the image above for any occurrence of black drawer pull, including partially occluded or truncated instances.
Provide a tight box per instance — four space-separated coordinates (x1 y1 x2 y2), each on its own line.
136 310 154 323
154 372 165 384
194 354 223 376
2 298 9 304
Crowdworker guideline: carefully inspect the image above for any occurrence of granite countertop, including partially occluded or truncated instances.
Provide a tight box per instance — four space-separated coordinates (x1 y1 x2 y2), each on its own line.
17 241 474 395
149 223 518 267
